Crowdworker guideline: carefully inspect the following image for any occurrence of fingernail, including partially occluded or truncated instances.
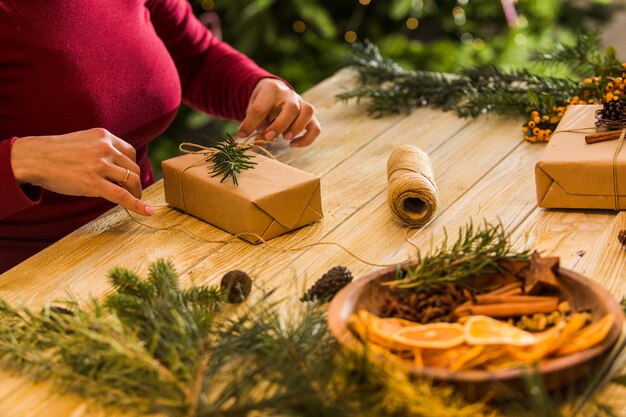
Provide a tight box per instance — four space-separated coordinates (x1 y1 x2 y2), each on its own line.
265 131 276 141
238 131 248 138
145 205 155 216
283 131 293 140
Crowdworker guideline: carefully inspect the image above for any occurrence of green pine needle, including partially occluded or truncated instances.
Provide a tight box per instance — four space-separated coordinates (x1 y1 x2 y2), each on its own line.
387 222 530 292
0 253 620 417
207 135 257 186
337 34 618 119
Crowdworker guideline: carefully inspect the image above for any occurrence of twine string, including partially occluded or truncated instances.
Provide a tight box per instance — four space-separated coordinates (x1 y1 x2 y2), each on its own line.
552 127 626 211
124 208 404 268
140 139 425 267
386 145 439 227
612 129 626 210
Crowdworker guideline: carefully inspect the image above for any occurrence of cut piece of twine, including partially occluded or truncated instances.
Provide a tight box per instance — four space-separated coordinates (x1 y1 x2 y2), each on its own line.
551 127 626 211
123 208 409 268
386 145 439 227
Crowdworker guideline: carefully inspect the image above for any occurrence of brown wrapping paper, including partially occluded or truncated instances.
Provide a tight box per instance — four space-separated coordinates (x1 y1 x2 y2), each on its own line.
162 153 323 243
535 105 626 210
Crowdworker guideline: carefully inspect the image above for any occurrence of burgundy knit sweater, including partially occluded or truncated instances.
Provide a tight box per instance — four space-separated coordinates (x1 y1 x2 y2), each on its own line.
0 0 275 273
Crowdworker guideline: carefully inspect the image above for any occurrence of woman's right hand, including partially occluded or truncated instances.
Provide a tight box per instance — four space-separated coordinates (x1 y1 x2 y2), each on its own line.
10 128 154 216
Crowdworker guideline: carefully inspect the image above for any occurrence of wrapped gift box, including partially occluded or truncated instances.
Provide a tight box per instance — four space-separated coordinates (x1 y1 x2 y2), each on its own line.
162 152 323 243
535 105 626 210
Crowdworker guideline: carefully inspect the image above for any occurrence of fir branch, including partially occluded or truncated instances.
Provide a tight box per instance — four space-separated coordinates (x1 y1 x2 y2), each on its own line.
344 39 410 85
530 30 619 79
387 222 530 292
0 256 618 417
207 135 257 186
337 42 582 119
0 261 498 417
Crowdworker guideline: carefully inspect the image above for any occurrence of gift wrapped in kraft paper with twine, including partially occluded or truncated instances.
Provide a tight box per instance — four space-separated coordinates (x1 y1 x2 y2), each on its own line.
162 152 323 244
386 145 439 227
536 105 626 210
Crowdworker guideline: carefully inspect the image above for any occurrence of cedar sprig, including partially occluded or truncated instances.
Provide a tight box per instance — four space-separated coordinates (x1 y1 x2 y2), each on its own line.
207 134 257 186
387 222 530 292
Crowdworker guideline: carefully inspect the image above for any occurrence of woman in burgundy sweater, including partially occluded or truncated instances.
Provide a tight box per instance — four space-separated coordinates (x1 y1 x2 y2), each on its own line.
0 0 320 273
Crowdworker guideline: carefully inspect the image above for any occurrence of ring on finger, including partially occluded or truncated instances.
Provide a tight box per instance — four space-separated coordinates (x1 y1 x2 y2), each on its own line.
118 168 131 186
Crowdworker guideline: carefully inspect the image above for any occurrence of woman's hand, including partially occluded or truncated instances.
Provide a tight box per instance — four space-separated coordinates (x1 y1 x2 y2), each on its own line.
237 78 321 147
11 128 154 216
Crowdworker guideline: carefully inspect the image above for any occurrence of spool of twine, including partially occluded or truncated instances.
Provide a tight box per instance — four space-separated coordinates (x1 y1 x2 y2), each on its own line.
386 145 439 227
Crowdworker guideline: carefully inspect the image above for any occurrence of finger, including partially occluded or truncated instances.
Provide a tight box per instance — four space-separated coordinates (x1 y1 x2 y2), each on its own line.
238 102 272 138
289 118 321 148
283 102 314 141
112 151 141 176
263 101 299 140
99 180 154 216
106 165 142 199
109 135 137 162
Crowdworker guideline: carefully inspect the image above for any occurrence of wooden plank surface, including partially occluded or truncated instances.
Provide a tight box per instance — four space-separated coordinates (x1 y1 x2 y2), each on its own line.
0 68 624 416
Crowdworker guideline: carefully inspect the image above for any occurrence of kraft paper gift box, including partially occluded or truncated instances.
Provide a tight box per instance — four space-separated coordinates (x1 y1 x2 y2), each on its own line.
162 152 323 243
535 105 626 209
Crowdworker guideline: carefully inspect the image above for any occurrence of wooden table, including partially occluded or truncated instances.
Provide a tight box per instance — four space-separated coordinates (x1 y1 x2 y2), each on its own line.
1 69 625 416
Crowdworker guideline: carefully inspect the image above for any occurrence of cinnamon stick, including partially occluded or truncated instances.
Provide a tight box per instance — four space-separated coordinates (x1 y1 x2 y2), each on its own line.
489 281 523 295
475 294 559 305
468 299 559 317
585 131 624 144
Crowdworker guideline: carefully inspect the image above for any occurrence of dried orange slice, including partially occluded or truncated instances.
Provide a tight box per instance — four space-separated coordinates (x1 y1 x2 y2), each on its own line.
392 323 465 349
449 345 486 371
412 349 424 368
504 321 565 363
352 310 416 351
421 344 474 368
465 315 536 346
457 345 509 370
557 313 615 356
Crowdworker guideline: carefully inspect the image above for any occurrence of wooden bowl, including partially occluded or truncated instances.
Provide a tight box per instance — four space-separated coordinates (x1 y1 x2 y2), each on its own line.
328 264 624 398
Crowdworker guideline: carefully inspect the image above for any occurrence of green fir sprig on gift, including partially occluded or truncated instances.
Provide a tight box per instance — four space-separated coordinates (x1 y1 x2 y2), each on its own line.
387 223 530 292
207 135 257 186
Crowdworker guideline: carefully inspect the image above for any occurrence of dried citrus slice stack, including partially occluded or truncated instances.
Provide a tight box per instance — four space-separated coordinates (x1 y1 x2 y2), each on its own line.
465 315 536 346
392 323 465 349
557 313 615 356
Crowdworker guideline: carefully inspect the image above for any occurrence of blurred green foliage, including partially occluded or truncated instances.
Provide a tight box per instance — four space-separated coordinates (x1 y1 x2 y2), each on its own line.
149 0 615 178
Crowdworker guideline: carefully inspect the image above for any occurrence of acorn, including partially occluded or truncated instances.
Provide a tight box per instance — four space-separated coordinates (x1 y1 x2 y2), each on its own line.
220 270 252 303
300 266 353 302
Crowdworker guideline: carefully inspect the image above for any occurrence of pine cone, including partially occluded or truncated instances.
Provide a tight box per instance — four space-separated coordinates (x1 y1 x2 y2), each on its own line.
220 270 252 303
619 229 626 248
301 266 353 302
600 99 626 121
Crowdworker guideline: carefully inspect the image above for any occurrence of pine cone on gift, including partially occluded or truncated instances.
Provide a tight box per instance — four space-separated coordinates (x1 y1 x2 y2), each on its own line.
600 98 626 121
300 266 353 302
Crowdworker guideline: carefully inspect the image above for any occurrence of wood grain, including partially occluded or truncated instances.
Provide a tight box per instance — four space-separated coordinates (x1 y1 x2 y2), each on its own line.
0 69 624 416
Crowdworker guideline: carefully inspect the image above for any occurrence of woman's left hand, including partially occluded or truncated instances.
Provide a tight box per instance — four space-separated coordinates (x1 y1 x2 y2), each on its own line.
237 78 321 147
